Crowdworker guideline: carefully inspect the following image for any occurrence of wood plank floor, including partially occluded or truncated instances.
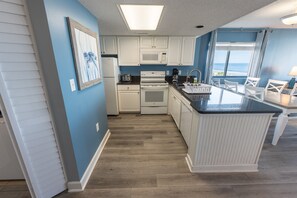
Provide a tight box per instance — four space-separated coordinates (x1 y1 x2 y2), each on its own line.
2 114 297 197
58 114 297 198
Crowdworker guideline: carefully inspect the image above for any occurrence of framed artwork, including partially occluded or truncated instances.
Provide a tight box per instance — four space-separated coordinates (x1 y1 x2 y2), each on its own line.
67 17 101 90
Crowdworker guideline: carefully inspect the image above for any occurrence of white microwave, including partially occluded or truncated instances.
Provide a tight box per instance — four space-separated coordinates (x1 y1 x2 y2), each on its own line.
140 49 167 65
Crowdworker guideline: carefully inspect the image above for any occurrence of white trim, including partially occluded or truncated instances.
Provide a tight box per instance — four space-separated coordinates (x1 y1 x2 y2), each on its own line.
186 155 258 173
67 129 111 192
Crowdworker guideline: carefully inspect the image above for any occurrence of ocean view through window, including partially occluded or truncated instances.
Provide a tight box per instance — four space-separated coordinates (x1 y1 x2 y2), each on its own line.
213 42 255 77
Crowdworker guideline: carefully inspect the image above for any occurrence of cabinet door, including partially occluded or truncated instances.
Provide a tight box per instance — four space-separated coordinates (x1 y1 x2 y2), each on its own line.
167 37 182 65
181 37 196 66
180 102 193 146
118 91 140 112
101 36 117 54
118 37 140 66
140 37 153 48
168 89 173 115
154 37 168 48
171 94 181 128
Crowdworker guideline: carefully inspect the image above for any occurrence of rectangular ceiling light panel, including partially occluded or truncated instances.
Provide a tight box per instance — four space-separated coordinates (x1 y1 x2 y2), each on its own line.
119 5 164 30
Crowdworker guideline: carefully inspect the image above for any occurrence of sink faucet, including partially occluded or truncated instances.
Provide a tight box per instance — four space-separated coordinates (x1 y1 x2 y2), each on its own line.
186 69 202 84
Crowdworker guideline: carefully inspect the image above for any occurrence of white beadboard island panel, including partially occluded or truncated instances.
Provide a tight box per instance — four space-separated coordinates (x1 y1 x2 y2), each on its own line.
186 111 273 173
0 0 66 197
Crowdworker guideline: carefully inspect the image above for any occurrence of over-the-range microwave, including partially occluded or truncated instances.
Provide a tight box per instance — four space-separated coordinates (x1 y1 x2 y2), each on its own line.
140 49 167 65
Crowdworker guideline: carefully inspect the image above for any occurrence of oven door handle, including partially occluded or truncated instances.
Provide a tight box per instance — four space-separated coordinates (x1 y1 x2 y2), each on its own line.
141 86 168 90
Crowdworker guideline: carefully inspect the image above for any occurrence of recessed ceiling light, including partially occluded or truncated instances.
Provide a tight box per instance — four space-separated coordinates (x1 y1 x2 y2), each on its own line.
195 25 204 28
281 13 297 25
119 4 164 30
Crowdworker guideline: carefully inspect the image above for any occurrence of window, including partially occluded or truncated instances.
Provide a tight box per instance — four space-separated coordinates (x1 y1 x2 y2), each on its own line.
212 42 255 77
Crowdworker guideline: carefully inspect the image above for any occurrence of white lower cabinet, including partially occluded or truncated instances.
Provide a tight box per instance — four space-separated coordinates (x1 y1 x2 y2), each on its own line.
171 94 181 128
169 87 182 128
180 100 193 146
169 86 193 146
118 85 140 112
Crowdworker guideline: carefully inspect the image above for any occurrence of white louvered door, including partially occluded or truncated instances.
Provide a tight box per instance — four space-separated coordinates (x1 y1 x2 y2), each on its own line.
0 0 66 197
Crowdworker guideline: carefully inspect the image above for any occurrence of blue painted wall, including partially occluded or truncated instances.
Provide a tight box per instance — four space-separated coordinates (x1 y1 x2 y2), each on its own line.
217 28 258 43
259 29 297 86
44 0 108 178
119 65 193 76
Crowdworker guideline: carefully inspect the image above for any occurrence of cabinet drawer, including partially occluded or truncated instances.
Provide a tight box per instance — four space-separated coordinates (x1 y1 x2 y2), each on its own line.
118 85 140 91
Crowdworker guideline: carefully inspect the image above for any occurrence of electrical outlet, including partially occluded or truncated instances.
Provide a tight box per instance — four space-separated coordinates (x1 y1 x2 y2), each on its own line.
96 123 100 132
178 70 181 75
166 70 169 75
70 79 76 92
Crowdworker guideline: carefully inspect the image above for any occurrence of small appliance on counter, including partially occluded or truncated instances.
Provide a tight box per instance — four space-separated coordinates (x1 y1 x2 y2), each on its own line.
172 68 179 83
120 74 131 82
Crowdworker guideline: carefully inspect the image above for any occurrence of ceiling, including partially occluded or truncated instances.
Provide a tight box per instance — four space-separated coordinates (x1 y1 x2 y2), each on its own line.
79 0 277 36
224 0 297 28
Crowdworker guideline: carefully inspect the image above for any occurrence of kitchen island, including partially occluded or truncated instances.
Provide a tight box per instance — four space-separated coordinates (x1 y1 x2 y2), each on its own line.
169 84 281 173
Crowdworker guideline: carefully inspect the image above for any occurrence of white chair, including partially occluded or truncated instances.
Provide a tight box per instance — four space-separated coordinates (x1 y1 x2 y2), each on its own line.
244 77 260 87
265 79 288 94
245 85 265 101
224 80 238 92
211 79 220 87
290 83 297 96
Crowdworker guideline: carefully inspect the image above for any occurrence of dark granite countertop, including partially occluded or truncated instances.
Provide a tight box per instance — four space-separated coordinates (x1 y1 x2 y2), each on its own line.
117 76 140 85
171 83 282 114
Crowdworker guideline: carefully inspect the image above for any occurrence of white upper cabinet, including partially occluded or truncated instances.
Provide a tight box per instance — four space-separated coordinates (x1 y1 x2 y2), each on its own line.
181 37 196 65
167 36 196 66
167 37 182 65
117 37 140 66
140 36 168 49
100 36 117 54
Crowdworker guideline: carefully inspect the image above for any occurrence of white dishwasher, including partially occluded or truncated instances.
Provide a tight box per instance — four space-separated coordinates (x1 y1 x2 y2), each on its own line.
180 99 193 147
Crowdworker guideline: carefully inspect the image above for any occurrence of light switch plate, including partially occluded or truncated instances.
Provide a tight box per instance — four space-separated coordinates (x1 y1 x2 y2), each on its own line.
178 70 181 75
70 79 76 92
96 123 100 132
166 70 169 75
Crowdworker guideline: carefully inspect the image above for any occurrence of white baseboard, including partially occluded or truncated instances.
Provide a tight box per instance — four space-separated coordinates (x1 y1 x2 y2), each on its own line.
185 154 258 173
67 129 111 192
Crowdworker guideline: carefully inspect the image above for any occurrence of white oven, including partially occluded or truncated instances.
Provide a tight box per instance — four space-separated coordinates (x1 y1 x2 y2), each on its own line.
141 85 168 107
140 71 169 114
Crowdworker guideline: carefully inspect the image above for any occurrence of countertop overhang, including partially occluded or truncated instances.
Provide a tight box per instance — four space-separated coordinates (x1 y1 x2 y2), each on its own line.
171 83 282 114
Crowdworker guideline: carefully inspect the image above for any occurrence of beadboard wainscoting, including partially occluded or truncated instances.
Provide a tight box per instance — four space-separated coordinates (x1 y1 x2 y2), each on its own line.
187 112 273 173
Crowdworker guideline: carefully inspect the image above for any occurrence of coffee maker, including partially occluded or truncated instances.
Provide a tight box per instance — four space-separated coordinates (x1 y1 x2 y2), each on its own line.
172 68 179 83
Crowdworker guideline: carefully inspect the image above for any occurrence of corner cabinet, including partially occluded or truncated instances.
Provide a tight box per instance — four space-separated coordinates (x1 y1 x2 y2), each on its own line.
100 36 117 55
117 37 140 66
118 85 140 112
167 37 196 66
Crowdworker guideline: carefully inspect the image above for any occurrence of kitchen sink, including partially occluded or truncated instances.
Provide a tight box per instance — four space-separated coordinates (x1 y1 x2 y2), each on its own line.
182 83 212 94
